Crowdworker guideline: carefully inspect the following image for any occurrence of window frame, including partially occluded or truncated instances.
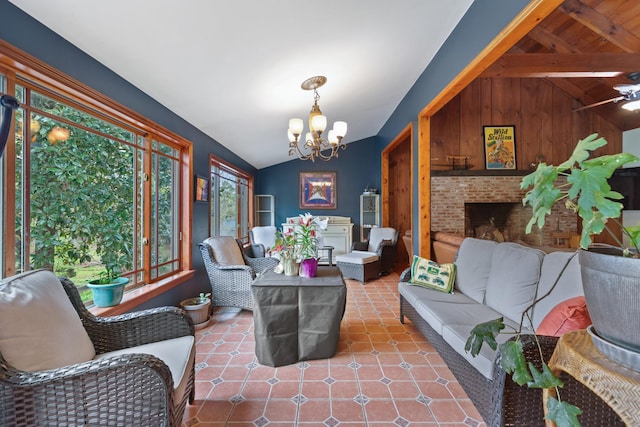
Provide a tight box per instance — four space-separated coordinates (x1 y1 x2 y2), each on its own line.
0 40 194 313
209 154 254 242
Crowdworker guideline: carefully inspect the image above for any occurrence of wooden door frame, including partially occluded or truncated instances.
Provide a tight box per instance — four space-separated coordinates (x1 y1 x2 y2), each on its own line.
416 0 562 258
381 123 413 231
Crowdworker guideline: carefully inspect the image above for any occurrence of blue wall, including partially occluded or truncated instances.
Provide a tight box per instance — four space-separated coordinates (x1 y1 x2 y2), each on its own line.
0 0 531 309
376 0 531 247
256 136 380 238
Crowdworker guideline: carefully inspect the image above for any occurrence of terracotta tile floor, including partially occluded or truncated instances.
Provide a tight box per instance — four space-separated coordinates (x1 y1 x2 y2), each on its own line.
183 272 486 427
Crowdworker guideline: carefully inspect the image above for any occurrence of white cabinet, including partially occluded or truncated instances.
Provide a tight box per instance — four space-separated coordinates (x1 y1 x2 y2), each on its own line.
360 194 380 241
254 195 274 226
283 215 353 265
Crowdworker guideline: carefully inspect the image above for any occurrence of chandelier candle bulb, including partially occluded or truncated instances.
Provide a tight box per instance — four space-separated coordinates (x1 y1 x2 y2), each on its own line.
289 118 304 136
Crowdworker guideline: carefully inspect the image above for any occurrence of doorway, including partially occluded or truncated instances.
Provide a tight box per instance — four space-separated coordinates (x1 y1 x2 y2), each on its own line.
382 124 413 270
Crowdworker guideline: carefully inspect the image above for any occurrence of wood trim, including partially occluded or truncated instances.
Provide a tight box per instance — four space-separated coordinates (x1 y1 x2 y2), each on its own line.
417 0 563 258
381 122 413 227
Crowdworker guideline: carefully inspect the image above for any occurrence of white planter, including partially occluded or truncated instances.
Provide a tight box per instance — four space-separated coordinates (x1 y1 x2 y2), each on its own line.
180 297 211 326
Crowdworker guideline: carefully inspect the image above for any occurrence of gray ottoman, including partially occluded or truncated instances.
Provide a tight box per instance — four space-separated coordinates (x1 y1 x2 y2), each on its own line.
335 251 380 284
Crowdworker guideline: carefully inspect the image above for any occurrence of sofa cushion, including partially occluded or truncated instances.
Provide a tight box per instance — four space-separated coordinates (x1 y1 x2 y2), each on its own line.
454 238 498 303
408 256 456 293
96 335 195 403
399 281 477 313
485 243 545 324
204 236 245 266
536 296 591 337
0 269 96 372
530 251 583 329
443 321 532 380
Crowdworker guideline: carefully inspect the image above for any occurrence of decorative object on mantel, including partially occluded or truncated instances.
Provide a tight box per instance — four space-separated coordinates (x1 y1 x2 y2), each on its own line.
483 125 516 170
287 76 347 162
299 171 336 209
447 155 471 170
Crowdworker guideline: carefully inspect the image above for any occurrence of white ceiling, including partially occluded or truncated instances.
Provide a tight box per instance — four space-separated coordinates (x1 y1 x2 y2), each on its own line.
9 0 474 169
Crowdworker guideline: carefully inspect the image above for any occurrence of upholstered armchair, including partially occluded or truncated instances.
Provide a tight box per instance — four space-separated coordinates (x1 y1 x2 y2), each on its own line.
248 226 277 258
0 269 195 427
199 236 279 310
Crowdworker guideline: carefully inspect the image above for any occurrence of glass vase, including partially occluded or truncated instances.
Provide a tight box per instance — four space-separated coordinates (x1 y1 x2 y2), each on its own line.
283 258 299 276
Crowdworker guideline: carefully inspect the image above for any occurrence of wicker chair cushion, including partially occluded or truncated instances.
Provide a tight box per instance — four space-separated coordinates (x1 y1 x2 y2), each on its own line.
96 335 194 401
204 236 245 266
335 251 378 264
485 243 545 325
367 227 397 252
454 238 497 303
0 269 96 371
250 226 277 250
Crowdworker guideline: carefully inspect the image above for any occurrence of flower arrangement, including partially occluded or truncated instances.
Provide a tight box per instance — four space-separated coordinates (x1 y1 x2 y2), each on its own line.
272 213 327 261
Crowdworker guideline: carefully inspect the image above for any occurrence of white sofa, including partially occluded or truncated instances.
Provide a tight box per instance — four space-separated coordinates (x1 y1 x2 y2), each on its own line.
399 237 584 426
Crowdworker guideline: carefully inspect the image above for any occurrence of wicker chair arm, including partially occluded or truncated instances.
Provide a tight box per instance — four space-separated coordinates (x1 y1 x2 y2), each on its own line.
375 239 395 256
246 256 279 274
399 267 412 282
0 353 175 426
352 241 369 251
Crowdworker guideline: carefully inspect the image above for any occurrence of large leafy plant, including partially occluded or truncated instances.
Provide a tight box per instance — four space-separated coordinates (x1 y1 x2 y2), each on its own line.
467 134 639 426
522 133 639 252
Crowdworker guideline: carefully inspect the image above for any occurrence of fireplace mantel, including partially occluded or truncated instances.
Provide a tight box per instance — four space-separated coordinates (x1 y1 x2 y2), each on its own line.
431 170 530 177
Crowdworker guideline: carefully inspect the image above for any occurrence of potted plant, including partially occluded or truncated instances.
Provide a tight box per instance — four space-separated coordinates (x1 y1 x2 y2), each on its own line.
467 133 640 426
180 292 212 328
87 264 129 307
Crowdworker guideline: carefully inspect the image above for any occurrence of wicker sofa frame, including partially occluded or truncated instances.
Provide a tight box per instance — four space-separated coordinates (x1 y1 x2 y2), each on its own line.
199 238 279 310
0 277 195 427
399 271 622 426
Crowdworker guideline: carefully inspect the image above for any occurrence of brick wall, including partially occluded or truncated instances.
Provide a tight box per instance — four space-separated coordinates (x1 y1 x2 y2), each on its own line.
431 175 577 247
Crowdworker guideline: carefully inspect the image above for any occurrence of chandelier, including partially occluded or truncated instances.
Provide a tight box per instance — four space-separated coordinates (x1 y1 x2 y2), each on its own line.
288 76 347 162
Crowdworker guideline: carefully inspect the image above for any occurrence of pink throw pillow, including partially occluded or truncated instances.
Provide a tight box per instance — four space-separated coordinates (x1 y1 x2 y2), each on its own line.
536 296 592 337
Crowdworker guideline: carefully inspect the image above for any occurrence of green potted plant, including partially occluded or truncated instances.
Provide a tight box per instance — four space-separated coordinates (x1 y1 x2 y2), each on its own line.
87 263 129 307
87 241 132 307
180 292 212 328
467 133 640 426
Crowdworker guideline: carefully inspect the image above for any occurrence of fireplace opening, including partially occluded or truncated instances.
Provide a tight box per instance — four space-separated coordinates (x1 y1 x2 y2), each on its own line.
465 202 524 242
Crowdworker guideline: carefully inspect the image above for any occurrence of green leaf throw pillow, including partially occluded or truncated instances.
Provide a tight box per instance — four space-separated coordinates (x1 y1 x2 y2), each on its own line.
408 255 456 293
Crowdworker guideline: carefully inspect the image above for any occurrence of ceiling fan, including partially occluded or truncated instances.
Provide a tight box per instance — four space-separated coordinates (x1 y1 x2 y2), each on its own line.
573 72 640 112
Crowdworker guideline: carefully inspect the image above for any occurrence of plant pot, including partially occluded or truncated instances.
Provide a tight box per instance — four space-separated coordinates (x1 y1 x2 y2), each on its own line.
579 248 640 354
282 258 299 276
87 277 129 307
180 297 211 326
299 257 319 278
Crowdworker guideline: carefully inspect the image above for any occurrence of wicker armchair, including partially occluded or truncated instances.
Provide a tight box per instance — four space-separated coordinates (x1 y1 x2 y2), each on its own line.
199 236 279 310
0 269 195 427
352 227 399 274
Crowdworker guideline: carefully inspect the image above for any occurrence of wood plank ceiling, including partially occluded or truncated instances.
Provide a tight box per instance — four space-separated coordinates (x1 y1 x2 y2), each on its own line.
481 0 640 131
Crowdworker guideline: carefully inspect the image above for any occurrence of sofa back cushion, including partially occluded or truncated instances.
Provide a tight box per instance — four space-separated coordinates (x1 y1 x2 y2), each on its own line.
0 269 96 371
531 251 583 329
485 243 545 325
454 238 498 303
204 236 245 266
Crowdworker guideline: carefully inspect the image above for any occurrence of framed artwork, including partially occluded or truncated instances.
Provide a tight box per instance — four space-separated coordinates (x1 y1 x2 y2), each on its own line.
299 171 336 209
483 125 516 170
194 175 209 203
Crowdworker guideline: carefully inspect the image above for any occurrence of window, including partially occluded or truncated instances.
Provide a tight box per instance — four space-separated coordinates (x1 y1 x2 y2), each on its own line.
210 155 253 241
0 43 192 304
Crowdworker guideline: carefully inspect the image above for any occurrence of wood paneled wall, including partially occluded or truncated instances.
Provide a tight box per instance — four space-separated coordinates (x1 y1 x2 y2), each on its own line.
431 77 623 171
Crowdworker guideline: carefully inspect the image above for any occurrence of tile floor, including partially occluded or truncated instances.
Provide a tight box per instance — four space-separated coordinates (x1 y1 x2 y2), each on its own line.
183 272 486 427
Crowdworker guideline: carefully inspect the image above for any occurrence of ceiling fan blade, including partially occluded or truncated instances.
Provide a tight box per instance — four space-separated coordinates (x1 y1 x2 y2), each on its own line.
572 96 625 112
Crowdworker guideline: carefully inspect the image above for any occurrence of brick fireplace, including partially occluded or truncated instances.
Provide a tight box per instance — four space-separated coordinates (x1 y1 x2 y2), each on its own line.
431 174 577 247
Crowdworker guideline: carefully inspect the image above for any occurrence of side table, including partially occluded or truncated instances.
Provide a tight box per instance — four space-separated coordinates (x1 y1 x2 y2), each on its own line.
543 330 640 426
